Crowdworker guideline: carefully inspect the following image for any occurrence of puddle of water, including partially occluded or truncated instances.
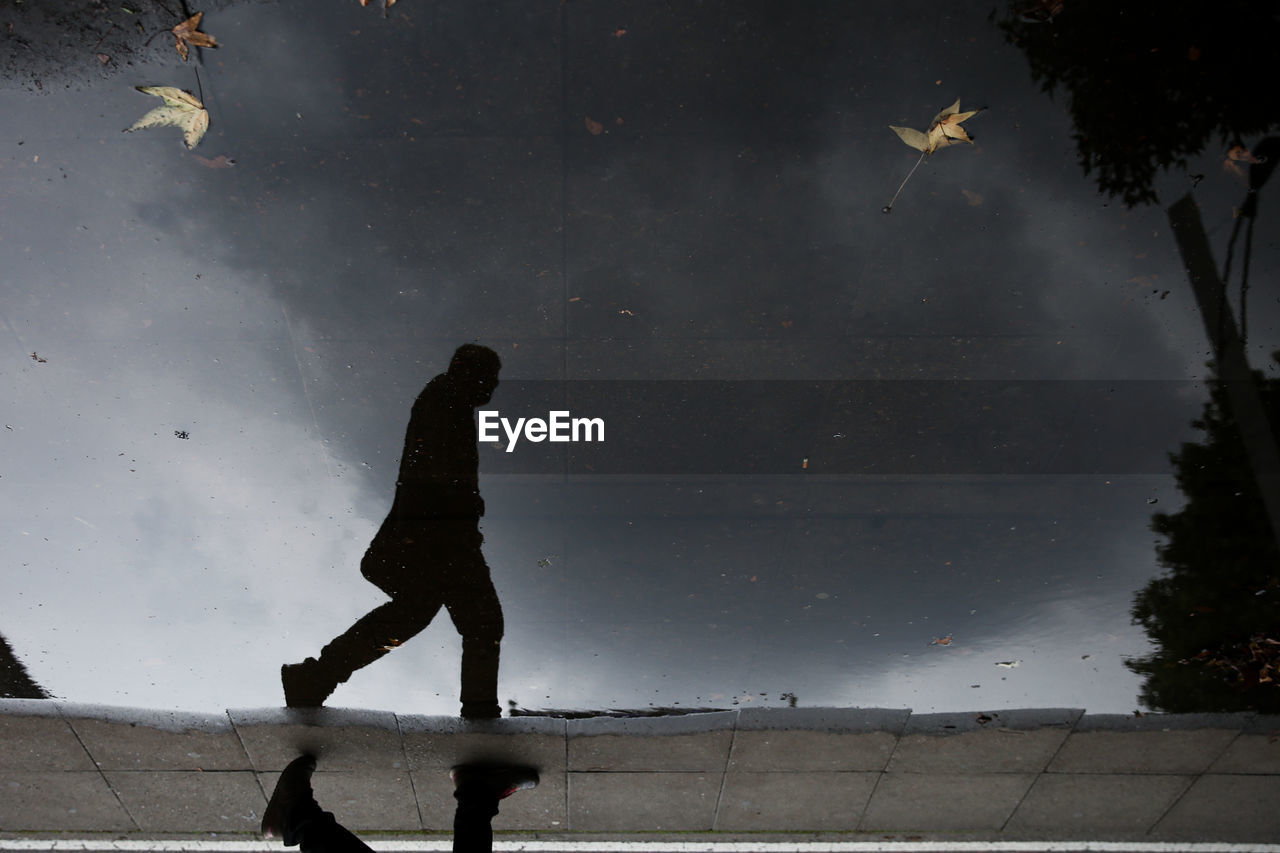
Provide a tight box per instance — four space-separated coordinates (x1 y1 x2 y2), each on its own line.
2 0 1277 716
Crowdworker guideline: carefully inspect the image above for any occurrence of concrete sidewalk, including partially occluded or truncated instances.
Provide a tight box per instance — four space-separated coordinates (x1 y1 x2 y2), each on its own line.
1 700 1277 842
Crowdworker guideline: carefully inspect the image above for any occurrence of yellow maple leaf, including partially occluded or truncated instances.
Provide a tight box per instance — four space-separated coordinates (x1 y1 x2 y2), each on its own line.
171 12 218 61
890 99 982 155
885 98 984 212
125 86 210 149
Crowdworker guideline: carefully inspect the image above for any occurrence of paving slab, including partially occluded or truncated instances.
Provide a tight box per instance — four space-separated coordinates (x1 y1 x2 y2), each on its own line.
1207 714 1280 773
398 715 566 773
568 771 720 831
717 771 878 831
0 702 1274 839
860 772 1037 831
728 708 907 772
229 707 408 772
102 770 263 833
0 771 135 831
398 715 568 829
411 766 566 831
887 709 1080 774
300 769 422 832
1048 714 1245 774
567 712 735 772
0 702 94 771
64 706 249 771
1004 772 1193 834
1152 773 1280 841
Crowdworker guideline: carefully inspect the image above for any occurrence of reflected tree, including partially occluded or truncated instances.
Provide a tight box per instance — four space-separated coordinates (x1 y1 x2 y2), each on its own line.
1127 364 1280 712
995 1 1280 710
993 0 1280 206
0 633 49 699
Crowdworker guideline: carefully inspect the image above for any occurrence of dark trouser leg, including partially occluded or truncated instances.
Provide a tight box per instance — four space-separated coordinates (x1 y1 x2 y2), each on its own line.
452 782 500 853
315 595 442 686
289 800 375 853
447 569 504 719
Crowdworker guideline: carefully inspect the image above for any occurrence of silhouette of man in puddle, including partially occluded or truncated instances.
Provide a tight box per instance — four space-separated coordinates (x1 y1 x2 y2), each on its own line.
282 344 504 719
263 754 537 853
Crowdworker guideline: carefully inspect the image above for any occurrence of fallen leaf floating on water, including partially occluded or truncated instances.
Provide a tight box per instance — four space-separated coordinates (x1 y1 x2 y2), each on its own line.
125 86 209 149
884 98 984 213
192 154 235 169
890 98 982 155
171 12 217 61
930 635 954 646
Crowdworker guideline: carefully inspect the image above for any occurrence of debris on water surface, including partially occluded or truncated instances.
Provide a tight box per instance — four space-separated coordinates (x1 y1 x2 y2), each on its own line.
930 635 954 646
994 660 1021 668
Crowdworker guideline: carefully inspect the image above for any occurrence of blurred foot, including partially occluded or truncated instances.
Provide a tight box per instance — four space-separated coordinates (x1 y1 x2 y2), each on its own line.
450 764 538 800
262 754 317 845
281 658 333 707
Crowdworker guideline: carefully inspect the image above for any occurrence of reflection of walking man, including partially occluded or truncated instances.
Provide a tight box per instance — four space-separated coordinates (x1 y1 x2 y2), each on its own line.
282 345 504 719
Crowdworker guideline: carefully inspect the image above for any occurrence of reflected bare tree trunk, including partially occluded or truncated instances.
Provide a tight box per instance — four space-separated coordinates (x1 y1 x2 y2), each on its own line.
1167 194 1280 546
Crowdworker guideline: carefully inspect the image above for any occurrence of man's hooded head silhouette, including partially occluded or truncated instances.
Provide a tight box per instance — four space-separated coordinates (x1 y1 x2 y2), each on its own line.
447 344 501 407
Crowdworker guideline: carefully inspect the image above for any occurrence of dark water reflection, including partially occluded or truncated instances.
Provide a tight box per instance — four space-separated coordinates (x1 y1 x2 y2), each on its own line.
1 0 1277 715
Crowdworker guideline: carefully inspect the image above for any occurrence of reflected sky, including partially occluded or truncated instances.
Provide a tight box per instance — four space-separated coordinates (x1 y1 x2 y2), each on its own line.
3 0 1278 715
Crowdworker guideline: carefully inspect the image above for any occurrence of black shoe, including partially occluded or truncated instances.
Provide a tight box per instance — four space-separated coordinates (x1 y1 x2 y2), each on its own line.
282 658 334 707
262 754 317 844
450 764 538 800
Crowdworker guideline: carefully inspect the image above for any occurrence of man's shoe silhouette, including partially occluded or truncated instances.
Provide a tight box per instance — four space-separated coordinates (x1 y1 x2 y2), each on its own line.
262 754 317 845
450 764 538 800
281 658 334 707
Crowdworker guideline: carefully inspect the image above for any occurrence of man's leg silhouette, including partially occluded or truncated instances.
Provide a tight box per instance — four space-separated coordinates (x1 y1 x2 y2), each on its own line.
282 521 504 718
262 754 536 853
449 766 538 853
281 594 444 707
446 561 504 720
262 755 371 853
